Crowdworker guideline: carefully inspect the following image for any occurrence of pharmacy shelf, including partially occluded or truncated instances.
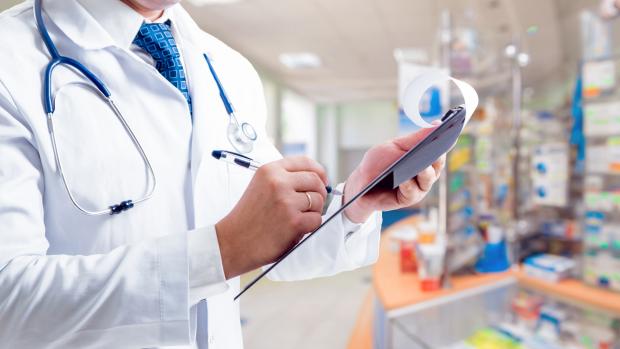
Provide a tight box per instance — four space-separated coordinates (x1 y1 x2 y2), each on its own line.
515 268 620 316
374 219 620 315
347 216 620 347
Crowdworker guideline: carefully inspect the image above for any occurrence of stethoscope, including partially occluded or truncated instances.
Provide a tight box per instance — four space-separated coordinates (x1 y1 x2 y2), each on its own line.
34 0 257 216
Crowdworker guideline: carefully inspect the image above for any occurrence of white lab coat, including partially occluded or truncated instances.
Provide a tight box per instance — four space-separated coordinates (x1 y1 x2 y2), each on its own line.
0 1 382 348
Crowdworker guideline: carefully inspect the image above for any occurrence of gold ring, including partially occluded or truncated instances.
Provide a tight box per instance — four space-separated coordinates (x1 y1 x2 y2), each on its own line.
305 192 312 211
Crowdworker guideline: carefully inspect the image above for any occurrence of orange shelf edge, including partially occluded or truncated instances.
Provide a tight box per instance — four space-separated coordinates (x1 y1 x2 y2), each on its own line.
515 268 620 315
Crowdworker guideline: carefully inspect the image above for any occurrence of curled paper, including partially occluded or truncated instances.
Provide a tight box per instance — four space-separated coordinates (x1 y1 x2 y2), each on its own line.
402 70 479 128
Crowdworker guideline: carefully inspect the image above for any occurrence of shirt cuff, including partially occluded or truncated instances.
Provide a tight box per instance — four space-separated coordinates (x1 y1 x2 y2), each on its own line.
342 208 363 234
187 226 229 305
332 183 378 239
330 182 382 265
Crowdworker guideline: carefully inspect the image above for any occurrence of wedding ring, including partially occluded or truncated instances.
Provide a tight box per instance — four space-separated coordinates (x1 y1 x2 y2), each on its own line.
305 192 312 211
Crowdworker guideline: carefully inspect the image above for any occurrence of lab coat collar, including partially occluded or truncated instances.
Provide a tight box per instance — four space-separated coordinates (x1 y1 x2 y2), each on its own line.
78 0 176 50
42 0 111 50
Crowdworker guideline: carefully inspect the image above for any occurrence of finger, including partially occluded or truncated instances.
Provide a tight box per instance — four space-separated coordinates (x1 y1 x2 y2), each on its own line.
415 166 437 192
432 154 446 177
397 178 418 202
293 191 324 213
280 156 328 185
289 171 328 199
294 212 323 234
392 120 442 151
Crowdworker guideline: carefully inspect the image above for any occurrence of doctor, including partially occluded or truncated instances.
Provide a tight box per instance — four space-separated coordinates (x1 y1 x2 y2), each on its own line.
0 0 445 348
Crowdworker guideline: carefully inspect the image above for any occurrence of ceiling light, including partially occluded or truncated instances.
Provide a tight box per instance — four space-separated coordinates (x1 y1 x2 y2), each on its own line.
186 0 242 6
393 48 428 64
504 44 517 58
278 52 322 69
517 52 530 67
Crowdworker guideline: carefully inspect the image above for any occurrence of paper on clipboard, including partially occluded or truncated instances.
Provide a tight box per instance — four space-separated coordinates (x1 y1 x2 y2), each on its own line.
402 70 479 128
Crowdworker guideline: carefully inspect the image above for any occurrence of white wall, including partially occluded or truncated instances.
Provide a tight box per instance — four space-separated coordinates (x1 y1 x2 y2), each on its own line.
317 104 340 183
260 77 281 147
316 99 399 183
0 1 21 11
281 90 317 159
338 100 399 150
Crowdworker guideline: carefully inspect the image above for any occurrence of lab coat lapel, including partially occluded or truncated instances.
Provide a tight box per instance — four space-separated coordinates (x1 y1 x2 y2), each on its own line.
181 43 230 186
176 14 233 227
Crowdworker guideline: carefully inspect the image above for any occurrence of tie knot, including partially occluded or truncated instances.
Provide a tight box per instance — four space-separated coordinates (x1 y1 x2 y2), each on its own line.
133 20 179 61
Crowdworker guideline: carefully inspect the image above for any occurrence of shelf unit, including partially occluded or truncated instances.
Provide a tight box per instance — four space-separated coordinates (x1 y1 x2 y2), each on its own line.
581 57 620 292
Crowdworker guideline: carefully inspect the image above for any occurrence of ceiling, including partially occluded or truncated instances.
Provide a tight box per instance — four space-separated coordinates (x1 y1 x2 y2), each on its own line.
185 0 595 103
0 0 598 103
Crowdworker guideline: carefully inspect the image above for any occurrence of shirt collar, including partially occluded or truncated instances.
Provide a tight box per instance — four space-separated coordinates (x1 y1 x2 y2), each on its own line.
77 0 173 50
43 0 193 51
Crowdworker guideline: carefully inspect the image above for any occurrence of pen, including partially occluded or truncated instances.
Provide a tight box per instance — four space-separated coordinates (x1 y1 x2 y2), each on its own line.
212 150 343 196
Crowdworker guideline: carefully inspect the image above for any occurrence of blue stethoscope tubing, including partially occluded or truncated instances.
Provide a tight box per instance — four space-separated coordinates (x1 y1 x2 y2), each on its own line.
203 53 257 154
34 0 111 113
33 0 256 215
35 0 155 216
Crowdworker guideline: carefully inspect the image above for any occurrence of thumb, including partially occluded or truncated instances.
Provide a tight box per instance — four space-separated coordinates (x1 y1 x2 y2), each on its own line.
392 120 441 151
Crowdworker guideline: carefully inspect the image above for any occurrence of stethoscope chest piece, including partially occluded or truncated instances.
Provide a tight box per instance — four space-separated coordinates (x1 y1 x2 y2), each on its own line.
241 122 257 141
227 117 257 154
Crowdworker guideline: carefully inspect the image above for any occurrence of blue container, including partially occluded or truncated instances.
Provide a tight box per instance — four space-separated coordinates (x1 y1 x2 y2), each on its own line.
475 240 511 273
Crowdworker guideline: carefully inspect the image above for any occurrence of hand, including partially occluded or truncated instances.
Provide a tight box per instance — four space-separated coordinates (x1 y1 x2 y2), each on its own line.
215 156 328 279
344 124 446 223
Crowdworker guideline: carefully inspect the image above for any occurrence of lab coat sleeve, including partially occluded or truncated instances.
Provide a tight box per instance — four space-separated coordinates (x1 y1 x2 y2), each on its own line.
187 226 229 304
0 82 223 348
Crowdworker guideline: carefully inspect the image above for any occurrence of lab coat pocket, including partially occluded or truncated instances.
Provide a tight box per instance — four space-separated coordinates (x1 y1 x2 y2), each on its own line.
50 81 150 213
225 162 254 209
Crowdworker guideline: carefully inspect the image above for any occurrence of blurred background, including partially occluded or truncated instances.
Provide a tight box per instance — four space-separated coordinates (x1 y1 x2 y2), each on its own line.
4 0 620 348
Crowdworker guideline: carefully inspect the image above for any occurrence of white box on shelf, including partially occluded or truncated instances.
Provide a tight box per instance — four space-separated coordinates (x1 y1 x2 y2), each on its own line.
523 254 576 283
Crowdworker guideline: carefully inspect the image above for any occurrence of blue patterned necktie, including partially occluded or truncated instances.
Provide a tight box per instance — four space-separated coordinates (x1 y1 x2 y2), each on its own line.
133 20 193 115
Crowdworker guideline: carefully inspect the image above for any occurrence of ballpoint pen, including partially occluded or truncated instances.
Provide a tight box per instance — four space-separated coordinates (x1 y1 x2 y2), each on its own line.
212 150 343 196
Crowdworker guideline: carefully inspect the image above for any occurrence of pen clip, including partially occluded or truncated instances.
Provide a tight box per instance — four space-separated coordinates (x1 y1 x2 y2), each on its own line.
212 149 254 161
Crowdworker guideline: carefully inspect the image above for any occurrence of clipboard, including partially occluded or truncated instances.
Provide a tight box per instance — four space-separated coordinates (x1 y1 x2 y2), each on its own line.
234 105 467 300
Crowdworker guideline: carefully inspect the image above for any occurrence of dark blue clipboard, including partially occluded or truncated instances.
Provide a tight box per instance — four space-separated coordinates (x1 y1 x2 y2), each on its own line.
235 105 467 300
